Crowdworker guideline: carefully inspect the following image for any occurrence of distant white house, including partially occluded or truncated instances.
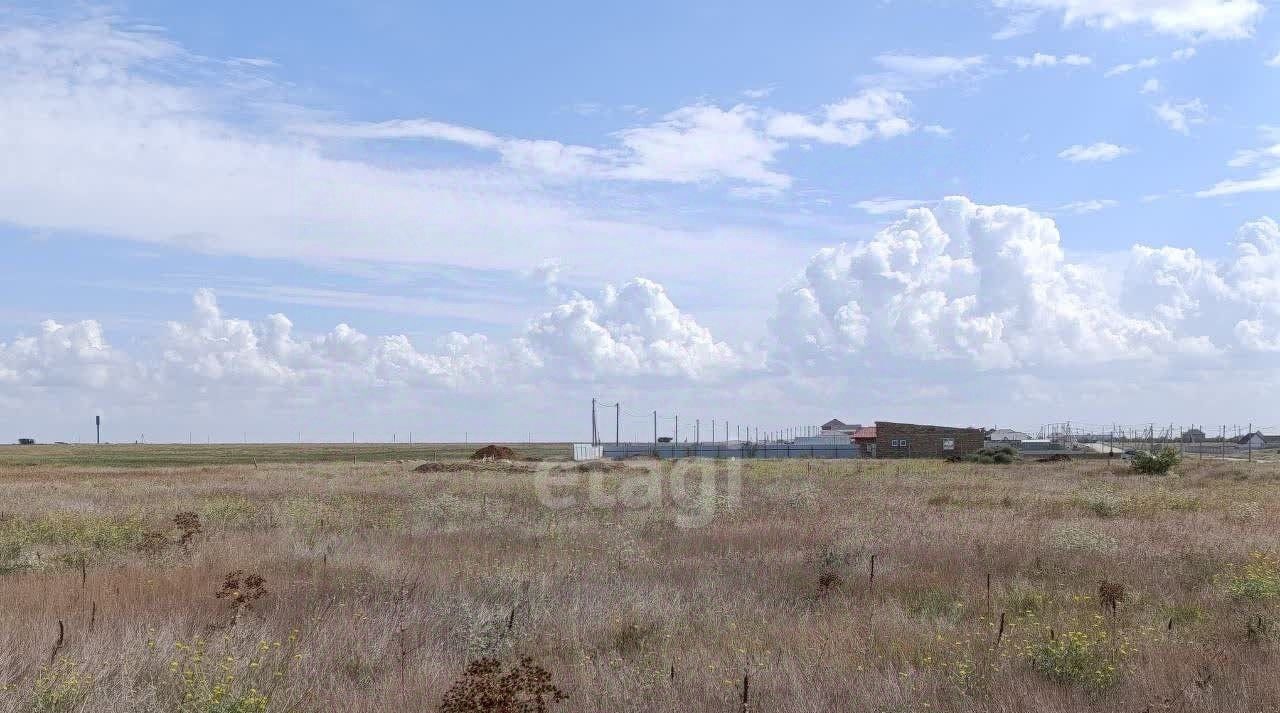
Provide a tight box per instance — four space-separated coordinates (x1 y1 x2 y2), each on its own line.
820 419 862 440
1236 432 1280 448
987 428 1032 443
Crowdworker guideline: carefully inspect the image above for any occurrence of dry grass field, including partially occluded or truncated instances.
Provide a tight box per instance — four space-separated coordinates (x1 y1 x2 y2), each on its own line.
0 450 1277 712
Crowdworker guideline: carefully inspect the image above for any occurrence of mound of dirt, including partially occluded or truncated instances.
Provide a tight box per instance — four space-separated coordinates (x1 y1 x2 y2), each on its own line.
471 445 517 460
1036 454 1073 463
563 461 637 473
413 460 534 474
414 462 459 473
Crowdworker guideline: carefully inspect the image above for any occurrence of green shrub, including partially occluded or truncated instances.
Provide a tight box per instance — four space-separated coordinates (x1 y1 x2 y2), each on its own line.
1131 447 1179 475
902 587 964 621
966 445 1019 465
1029 628 1121 691
1222 552 1280 600
1074 491 1127 518
1005 586 1049 615
30 660 89 712
1160 604 1204 627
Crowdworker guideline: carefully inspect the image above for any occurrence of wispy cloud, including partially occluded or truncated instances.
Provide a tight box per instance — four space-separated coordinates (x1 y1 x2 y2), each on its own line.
862 53 987 89
994 0 1263 40
1199 127 1280 196
297 118 503 148
1058 142 1133 162
1057 199 1119 214
1154 99 1207 134
765 89 915 147
1013 53 1092 68
853 197 928 215
1105 47 1195 77
993 10 1041 40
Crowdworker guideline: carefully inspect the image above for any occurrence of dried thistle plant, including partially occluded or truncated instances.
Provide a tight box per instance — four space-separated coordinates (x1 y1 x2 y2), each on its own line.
438 657 567 713
174 511 202 547
1098 580 1126 614
215 570 268 625
138 530 169 557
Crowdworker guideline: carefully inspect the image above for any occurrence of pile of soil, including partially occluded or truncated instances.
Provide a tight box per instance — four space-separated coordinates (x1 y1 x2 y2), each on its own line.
1036 454 1073 463
564 461 639 473
413 460 534 474
471 445 517 460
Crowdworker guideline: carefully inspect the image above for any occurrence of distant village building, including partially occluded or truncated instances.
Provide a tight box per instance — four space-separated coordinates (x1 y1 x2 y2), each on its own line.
875 422 985 459
851 426 878 457
1181 428 1206 443
17 438 35 446
986 428 1032 443
820 419 862 440
1237 432 1280 448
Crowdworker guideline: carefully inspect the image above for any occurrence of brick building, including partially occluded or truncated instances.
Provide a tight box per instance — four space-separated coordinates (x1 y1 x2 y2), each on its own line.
875 421 985 459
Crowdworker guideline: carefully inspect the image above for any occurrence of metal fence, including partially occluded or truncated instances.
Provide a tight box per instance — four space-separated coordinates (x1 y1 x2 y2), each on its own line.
597 443 861 460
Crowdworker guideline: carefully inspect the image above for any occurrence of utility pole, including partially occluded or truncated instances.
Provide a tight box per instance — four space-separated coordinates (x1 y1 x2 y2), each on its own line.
653 410 657 445
95 415 100 445
591 398 598 446
674 415 678 443
696 419 700 443
712 419 716 443
1249 422 1253 462
616 403 621 445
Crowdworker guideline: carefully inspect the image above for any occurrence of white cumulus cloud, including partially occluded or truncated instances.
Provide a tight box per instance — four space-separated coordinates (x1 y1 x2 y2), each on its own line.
159 289 516 391
0 319 127 389
70 280 745 400
522 278 742 380
770 198 1280 376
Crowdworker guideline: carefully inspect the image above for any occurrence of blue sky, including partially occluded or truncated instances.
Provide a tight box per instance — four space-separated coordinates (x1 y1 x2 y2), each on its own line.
3 1 1280 442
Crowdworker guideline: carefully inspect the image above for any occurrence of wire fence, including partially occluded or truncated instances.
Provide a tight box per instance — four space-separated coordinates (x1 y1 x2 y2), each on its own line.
1031 422 1280 461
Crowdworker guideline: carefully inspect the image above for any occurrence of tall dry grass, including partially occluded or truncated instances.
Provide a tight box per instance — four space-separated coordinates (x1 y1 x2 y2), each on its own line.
0 456 1276 711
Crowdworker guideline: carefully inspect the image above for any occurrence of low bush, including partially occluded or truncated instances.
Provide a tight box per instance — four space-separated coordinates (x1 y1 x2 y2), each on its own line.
1131 447 1179 475
1222 552 1280 600
966 445 1019 465
1029 628 1121 691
